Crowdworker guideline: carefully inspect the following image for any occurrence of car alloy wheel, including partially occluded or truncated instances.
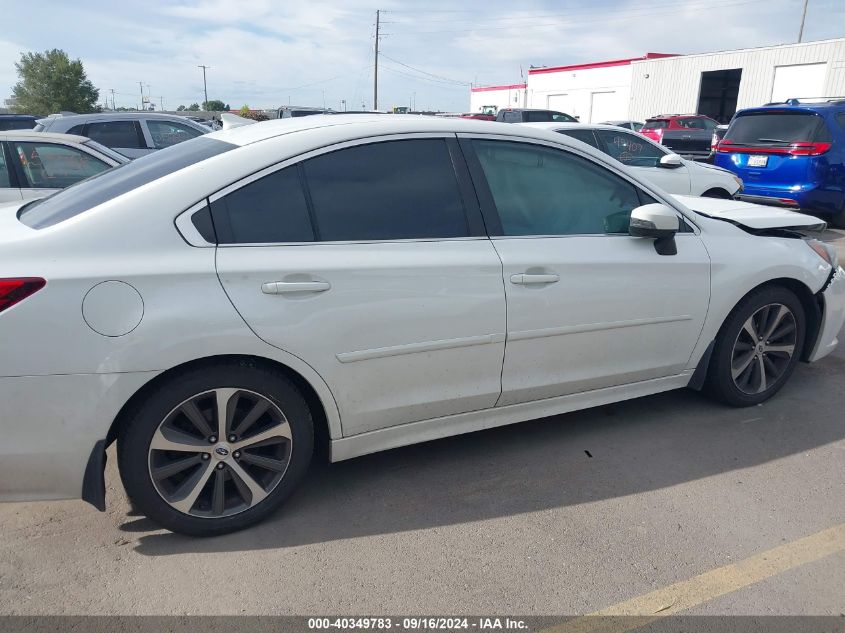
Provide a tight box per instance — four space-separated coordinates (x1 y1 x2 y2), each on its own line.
730 303 797 395
148 388 292 518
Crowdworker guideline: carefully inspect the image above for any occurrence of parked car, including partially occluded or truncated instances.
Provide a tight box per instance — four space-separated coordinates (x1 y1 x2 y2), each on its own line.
524 122 742 198
496 108 578 123
0 130 127 203
460 113 496 121
709 124 730 161
640 114 720 161
278 106 329 119
0 114 39 131
34 112 210 158
601 120 644 132
2 116 843 536
714 98 845 227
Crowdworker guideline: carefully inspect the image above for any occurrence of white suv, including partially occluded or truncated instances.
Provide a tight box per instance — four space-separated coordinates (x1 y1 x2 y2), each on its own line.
1 116 842 535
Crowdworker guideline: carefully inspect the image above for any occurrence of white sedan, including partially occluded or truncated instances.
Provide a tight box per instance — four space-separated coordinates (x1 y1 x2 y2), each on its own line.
1 115 843 535
521 122 743 199
0 130 127 203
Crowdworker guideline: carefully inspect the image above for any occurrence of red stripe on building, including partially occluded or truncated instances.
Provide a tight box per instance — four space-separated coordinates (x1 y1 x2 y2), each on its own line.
470 83 527 93
527 53 678 75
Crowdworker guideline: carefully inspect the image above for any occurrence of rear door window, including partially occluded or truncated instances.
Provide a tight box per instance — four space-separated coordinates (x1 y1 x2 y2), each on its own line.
725 112 830 146
211 166 314 244
0 144 11 187
147 120 205 149
595 129 666 167
11 142 110 188
303 139 469 241
558 129 600 149
643 120 668 130
503 111 521 123
85 120 145 149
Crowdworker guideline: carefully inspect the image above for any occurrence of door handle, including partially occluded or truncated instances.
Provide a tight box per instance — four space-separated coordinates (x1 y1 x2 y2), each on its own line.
510 273 560 285
261 281 331 294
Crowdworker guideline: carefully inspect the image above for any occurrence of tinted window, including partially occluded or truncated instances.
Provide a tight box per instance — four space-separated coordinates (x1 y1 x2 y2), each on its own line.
525 111 553 123
503 111 521 123
147 120 204 149
643 120 668 129
212 166 313 244
595 130 666 167
0 146 11 187
66 124 85 135
85 121 144 149
837 112 845 131
558 129 600 149
0 118 36 131
551 112 578 122
473 140 646 236
18 136 236 229
678 118 706 130
724 112 829 145
11 142 110 188
303 139 468 241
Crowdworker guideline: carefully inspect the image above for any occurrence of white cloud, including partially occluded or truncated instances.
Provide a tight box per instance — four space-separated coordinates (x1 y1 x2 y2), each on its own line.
1 0 843 112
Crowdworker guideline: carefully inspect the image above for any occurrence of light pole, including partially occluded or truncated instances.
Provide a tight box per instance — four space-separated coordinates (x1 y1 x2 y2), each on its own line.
198 65 210 109
797 0 809 42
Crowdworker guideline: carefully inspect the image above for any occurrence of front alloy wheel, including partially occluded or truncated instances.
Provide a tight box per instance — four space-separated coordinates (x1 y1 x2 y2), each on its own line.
730 304 797 395
706 286 805 407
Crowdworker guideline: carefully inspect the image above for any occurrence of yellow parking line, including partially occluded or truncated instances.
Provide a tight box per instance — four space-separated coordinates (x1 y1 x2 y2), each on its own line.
543 523 845 633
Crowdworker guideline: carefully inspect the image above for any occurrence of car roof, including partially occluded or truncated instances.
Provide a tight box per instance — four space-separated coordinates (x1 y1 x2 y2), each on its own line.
37 111 207 127
737 100 845 115
519 122 622 132
209 113 590 147
0 130 90 143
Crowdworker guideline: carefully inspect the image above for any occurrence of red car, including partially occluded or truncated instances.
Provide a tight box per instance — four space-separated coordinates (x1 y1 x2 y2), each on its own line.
640 114 719 161
460 113 496 121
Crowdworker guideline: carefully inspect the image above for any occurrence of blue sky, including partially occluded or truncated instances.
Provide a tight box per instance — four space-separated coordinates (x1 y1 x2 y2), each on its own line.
1 0 843 112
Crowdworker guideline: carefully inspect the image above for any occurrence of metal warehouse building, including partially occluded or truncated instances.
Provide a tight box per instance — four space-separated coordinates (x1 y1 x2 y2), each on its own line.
470 38 845 123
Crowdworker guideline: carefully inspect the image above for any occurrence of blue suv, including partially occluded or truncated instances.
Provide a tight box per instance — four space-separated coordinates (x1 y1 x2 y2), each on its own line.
714 99 845 227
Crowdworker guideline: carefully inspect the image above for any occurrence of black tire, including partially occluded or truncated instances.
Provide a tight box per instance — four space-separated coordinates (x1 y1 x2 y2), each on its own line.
117 360 313 536
705 285 805 407
702 188 732 199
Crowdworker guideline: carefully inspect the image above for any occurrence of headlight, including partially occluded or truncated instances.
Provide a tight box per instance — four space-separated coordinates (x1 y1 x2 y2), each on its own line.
806 238 838 267
732 175 743 191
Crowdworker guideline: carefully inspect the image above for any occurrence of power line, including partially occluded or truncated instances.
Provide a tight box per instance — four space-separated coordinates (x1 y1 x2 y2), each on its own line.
378 53 470 85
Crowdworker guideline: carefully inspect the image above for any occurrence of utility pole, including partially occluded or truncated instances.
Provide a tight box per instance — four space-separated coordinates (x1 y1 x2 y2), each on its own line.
373 9 380 111
139 81 144 111
160 96 164 111
797 0 809 42
109 88 115 110
198 65 210 109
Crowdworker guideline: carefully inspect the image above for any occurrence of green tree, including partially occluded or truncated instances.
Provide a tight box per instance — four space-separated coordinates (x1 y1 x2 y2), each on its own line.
203 99 226 111
176 104 187 111
224 103 231 111
12 49 99 114
187 103 200 111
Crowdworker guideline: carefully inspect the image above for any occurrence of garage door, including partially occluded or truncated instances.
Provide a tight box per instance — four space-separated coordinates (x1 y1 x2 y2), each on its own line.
771 63 827 102
547 94 577 119
589 91 618 123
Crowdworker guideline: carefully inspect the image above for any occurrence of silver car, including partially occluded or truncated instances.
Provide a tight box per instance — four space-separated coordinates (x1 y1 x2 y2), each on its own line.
0 130 127 203
34 112 210 159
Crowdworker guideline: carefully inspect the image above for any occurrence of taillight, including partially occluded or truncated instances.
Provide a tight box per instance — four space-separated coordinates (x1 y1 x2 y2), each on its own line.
0 278 46 313
711 132 719 150
716 140 831 156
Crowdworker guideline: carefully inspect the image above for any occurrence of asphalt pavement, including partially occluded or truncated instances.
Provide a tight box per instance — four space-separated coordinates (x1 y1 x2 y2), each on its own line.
0 230 843 618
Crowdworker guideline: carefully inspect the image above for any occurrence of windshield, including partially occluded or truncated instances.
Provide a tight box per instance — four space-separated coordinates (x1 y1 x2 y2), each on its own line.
18 135 237 229
724 112 830 145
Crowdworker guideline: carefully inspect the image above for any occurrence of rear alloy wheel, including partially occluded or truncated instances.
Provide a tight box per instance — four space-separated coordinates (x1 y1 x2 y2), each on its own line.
118 362 313 535
706 286 805 406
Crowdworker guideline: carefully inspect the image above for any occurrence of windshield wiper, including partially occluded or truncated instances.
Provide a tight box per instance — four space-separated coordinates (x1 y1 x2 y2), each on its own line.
756 138 791 144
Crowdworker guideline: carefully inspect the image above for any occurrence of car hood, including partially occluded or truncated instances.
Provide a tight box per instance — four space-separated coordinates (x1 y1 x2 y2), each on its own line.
672 195 826 230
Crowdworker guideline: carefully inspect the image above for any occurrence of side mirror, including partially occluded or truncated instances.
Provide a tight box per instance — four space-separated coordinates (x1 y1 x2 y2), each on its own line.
659 153 683 169
629 204 680 256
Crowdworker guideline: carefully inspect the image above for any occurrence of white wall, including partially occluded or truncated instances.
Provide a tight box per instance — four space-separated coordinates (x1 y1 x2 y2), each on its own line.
527 64 634 122
469 86 526 113
629 38 845 121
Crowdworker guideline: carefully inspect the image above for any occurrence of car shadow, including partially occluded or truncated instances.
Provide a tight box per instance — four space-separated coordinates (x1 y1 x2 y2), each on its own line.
132 351 845 556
